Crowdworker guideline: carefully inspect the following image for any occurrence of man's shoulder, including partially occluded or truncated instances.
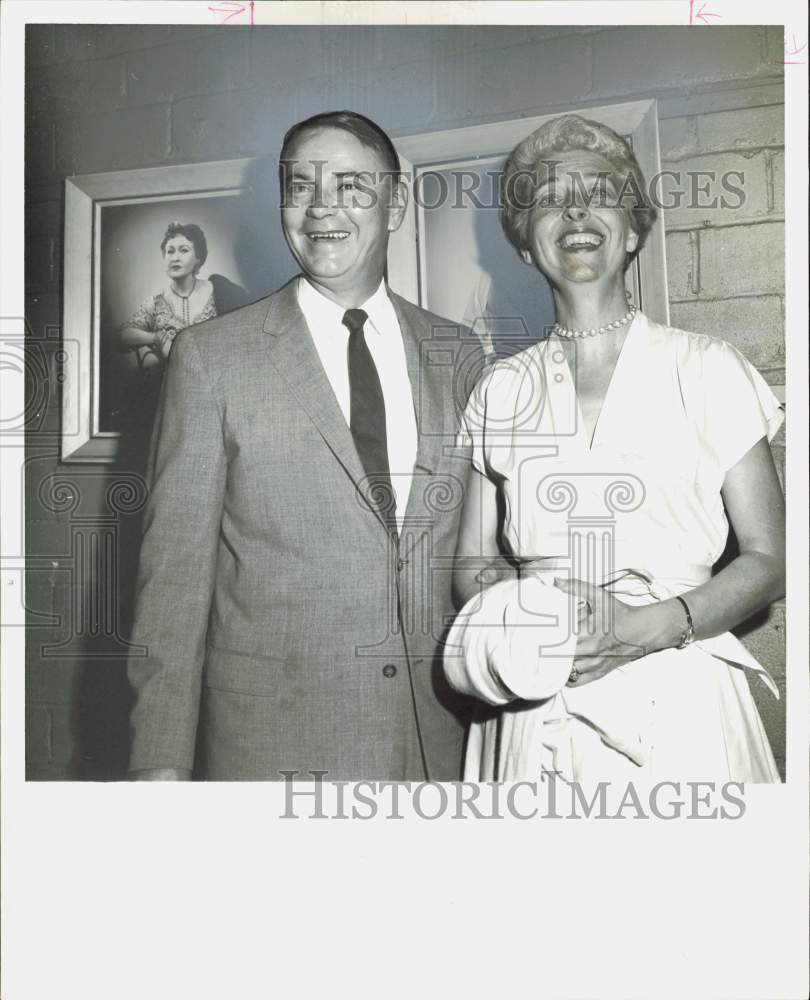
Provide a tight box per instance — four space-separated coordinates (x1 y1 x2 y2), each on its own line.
174 279 297 357
389 290 482 351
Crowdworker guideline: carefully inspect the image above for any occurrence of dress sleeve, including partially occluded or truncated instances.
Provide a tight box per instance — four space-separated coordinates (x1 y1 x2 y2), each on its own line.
698 339 784 474
122 297 158 333
456 366 492 475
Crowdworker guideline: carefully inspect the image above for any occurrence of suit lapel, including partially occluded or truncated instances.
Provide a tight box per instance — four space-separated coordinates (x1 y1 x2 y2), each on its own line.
391 293 461 560
262 279 391 544
391 292 447 484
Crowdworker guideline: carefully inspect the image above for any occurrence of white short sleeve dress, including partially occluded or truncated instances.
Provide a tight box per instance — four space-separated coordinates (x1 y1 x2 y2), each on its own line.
452 311 784 783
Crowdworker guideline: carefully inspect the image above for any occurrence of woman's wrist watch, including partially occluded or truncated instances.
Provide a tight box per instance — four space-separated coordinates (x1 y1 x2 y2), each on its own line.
673 595 695 649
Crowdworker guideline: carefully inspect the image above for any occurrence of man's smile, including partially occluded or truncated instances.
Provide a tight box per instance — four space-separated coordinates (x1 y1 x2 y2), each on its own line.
307 230 351 242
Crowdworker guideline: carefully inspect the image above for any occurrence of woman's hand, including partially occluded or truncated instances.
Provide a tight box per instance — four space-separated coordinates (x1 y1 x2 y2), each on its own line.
553 577 659 687
152 329 174 361
474 556 521 589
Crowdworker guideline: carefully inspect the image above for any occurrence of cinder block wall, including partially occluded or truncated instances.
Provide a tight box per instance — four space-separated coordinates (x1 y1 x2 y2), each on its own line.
24 24 787 778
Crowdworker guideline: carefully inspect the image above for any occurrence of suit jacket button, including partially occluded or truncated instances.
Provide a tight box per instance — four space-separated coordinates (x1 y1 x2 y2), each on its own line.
382 664 397 678
396 558 405 572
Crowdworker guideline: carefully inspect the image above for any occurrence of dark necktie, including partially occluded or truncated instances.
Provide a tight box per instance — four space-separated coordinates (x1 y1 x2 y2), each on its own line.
343 308 396 534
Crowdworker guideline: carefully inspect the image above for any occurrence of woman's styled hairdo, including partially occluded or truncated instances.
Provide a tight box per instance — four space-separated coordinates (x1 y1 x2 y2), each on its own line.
160 222 208 269
500 114 658 266
279 110 401 181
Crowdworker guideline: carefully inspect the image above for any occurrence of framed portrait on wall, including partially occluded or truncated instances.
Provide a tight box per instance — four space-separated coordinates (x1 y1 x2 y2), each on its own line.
61 158 295 463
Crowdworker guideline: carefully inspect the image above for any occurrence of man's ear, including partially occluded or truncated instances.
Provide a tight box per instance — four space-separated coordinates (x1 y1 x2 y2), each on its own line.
386 176 409 234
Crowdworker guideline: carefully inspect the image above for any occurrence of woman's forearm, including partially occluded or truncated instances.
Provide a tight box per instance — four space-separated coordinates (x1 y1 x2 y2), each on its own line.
452 554 520 610
118 324 157 351
452 468 518 610
641 437 785 653
642 550 785 652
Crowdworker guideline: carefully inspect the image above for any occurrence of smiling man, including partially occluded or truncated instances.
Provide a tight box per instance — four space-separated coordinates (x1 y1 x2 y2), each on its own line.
127 111 481 781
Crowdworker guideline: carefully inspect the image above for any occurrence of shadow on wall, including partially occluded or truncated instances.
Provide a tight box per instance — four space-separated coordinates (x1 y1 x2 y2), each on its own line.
28 157 298 780
469 191 556 357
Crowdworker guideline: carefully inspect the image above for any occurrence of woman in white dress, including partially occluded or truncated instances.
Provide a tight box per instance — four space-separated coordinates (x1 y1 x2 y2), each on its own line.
448 115 785 783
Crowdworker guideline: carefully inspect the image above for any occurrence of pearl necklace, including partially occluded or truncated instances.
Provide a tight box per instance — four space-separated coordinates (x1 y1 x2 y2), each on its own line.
552 305 637 339
171 277 197 326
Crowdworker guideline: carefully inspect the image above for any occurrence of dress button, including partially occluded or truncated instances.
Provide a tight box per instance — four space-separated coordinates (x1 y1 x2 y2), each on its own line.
553 373 564 383
382 664 397 678
552 350 565 364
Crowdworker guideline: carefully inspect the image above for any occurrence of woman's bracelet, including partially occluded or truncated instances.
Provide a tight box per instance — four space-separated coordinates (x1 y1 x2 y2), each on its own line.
673 594 695 649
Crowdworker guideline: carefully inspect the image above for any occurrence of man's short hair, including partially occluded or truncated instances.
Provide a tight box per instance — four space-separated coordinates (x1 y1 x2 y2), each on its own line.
279 110 401 180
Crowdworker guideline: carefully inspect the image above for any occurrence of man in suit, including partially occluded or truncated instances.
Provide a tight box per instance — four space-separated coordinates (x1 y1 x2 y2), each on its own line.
127 110 482 780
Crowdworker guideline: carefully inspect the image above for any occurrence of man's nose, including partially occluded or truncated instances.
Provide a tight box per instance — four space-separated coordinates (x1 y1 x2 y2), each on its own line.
305 190 336 218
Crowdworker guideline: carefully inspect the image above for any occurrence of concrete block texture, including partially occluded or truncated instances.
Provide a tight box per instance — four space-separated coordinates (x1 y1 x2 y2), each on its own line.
25 703 52 766
699 222 784 298
171 89 285 162
669 295 784 368
25 120 55 186
25 201 62 238
435 35 593 121
25 24 57 68
660 105 784 161
27 55 126 120
664 230 698 300
54 23 176 62
592 26 776 95
696 104 785 153
658 115 696 160
125 31 250 106
55 105 170 175
771 150 784 214
23 700 81 772
658 151 770 229
24 236 59 294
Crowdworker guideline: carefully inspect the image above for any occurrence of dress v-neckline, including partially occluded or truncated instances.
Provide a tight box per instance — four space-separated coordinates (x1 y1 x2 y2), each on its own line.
550 314 639 453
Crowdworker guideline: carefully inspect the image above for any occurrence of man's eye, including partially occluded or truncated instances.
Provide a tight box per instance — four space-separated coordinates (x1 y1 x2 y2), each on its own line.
339 180 357 191
290 182 313 195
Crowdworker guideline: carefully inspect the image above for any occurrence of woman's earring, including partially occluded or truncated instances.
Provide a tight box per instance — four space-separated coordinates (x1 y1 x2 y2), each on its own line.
520 249 532 265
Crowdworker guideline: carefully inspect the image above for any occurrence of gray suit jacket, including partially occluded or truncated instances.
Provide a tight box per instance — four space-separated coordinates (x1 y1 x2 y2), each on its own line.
127 278 482 780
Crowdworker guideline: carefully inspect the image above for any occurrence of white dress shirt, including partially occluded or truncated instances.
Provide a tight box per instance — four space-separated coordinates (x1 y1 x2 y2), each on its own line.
296 277 417 530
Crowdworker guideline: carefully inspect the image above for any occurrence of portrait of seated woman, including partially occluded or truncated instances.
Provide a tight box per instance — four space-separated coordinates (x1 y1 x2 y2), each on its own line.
110 220 249 471
118 221 249 372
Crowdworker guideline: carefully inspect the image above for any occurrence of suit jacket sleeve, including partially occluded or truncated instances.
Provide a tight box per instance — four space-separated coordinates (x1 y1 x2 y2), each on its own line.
127 329 227 772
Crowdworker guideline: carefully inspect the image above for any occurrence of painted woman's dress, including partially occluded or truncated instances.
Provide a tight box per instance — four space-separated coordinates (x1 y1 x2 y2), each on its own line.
124 289 217 364
450 311 783 782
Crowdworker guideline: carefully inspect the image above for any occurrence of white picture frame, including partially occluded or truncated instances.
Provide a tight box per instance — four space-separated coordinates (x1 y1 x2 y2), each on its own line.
61 158 262 463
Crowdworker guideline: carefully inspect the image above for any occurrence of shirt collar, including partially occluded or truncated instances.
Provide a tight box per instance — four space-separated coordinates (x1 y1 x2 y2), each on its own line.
297 277 396 336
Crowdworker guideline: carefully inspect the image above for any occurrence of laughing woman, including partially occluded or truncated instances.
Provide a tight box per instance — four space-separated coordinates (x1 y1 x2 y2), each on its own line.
448 115 785 782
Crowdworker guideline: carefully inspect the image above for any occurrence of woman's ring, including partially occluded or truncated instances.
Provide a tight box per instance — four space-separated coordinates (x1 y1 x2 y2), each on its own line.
568 666 581 684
